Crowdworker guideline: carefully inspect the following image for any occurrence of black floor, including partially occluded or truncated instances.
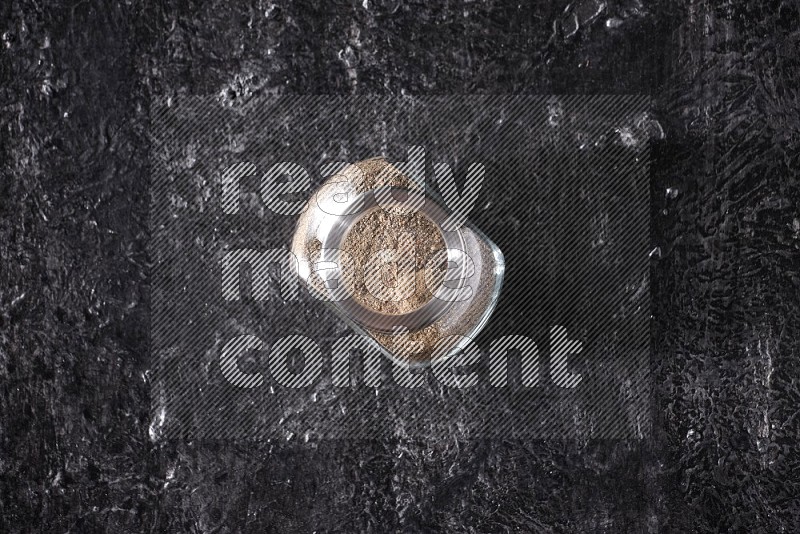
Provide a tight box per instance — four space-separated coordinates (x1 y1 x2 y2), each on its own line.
1 1 798 532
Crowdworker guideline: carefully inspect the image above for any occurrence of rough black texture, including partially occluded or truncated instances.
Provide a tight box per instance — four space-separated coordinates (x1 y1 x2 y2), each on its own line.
1 0 798 532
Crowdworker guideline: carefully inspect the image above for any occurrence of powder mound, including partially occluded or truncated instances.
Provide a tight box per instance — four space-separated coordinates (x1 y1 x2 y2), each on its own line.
341 207 447 315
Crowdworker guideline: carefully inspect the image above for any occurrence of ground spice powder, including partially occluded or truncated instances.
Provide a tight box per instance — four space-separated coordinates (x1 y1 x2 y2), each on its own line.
340 207 446 315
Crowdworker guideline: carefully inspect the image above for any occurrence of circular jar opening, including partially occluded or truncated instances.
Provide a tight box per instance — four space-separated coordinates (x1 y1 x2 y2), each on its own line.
340 206 448 316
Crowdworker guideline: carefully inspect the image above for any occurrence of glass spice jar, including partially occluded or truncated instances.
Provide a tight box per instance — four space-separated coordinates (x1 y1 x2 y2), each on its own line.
292 157 504 367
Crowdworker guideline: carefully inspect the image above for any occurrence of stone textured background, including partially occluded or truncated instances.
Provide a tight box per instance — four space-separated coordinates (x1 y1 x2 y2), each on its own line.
1 0 798 532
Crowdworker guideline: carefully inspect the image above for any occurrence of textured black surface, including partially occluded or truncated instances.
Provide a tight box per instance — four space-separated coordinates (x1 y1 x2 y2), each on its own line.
1 0 799 532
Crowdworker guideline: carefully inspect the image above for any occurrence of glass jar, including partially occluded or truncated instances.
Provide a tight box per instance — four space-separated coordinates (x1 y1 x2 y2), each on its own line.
292 157 504 366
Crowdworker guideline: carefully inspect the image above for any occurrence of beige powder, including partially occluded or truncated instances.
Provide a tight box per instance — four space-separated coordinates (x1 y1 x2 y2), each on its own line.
340 207 446 315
